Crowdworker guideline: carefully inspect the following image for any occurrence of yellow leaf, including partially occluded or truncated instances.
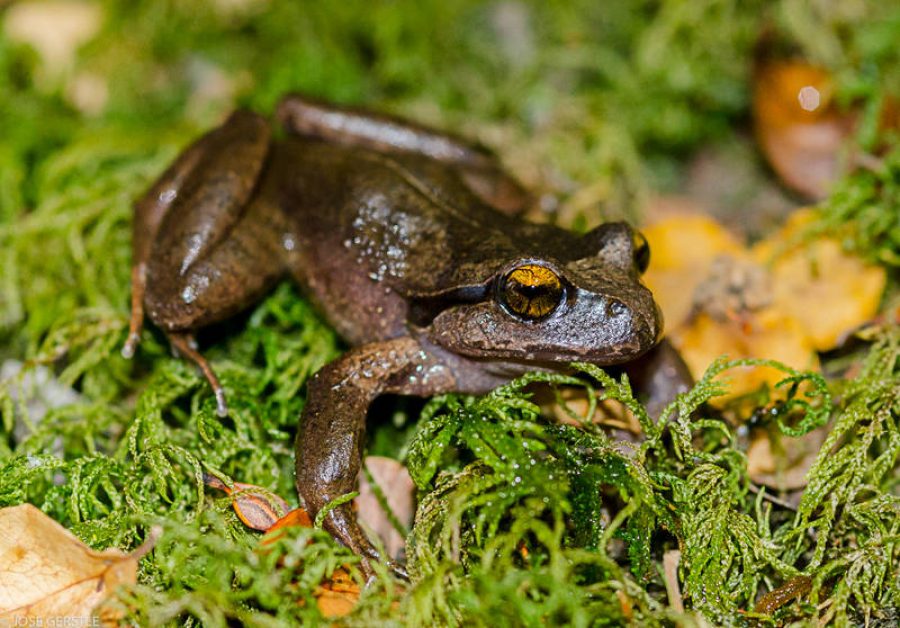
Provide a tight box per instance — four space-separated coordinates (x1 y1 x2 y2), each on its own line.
674 311 818 407
642 213 744 330
0 504 140 624
754 209 887 351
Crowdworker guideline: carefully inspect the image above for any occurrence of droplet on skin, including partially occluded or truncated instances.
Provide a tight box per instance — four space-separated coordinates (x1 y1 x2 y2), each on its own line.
181 285 196 304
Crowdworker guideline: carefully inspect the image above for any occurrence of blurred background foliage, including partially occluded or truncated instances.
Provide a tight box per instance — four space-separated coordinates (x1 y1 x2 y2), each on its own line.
1 0 899 625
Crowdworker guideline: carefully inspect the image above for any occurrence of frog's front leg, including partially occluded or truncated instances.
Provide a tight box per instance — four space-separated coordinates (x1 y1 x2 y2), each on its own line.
625 338 694 418
296 336 457 581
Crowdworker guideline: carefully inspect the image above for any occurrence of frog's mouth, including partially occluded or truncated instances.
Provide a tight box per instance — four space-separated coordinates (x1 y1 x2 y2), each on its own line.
424 289 661 366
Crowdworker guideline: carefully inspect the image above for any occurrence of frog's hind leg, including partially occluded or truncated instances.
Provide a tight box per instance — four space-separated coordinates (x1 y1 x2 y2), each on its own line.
276 94 532 215
147 211 287 417
125 110 272 358
124 128 217 358
129 110 284 416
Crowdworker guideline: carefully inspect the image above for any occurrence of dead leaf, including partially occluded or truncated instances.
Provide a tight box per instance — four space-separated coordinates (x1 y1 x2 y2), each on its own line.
642 208 884 408
3 1 102 77
754 575 813 614
747 425 827 492
203 473 290 531
358 456 415 560
753 209 887 351
662 550 684 614
314 567 362 618
214 461 412 618
675 310 819 408
0 504 145 624
642 212 745 331
257 511 362 618
753 60 853 199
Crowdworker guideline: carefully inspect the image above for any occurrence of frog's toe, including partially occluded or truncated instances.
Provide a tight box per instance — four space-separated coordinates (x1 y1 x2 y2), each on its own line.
121 332 140 359
167 332 230 417
386 559 409 582
357 555 409 585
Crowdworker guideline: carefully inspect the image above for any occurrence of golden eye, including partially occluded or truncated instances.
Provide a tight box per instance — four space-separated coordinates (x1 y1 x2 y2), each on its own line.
499 264 565 320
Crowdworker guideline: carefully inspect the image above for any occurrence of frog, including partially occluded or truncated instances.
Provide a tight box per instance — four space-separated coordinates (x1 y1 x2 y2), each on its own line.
123 94 691 580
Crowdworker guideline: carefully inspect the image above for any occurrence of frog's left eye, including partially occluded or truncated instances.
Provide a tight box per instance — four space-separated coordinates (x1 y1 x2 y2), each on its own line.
632 231 650 274
499 264 565 320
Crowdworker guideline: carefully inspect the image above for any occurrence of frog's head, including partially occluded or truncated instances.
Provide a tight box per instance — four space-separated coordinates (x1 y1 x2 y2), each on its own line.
421 222 662 365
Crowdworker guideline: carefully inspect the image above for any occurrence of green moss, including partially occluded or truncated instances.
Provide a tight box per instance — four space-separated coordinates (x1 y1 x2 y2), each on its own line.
1 0 899 625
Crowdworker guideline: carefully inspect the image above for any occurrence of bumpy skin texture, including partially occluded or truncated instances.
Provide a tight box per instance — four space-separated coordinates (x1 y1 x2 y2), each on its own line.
127 95 689 580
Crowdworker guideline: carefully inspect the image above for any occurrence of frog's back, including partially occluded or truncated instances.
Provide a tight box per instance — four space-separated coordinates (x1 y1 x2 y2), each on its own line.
266 137 574 345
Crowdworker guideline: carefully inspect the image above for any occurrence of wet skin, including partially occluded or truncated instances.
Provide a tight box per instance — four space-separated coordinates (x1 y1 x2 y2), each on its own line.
125 95 691 580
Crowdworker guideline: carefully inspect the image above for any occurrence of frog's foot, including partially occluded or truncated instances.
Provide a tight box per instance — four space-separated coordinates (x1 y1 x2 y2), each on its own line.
167 332 229 417
320 504 409 583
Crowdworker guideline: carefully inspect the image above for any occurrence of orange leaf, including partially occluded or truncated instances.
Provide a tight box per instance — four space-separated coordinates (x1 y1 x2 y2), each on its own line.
259 508 314 547
754 209 886 351
753 60 853 199
315 568 361 618
204 473 290 531
642 212 744 330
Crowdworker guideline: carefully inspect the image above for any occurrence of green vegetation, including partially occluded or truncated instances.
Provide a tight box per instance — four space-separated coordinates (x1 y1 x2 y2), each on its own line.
1 0 899 625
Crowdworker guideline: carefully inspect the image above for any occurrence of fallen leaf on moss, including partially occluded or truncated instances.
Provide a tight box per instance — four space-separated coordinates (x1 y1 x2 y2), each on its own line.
213 459 413 617
675 310 819 407
747 425 827 492
358 456 415 561
314 567 362 618
204 473 290 531
257 508 361 618
264 508 314 538
643 206 886 406
642 212 745 331
753 210 887 351
0 503 148 624
753 60 852 200
3 0 102 78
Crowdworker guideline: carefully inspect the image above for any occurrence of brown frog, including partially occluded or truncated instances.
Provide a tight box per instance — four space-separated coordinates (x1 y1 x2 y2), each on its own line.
123 95 690 580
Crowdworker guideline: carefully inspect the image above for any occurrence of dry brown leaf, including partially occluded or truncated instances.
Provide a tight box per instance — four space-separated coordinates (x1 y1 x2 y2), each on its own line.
747 425 827 492
0 504 141 624
358 456 415 560
263 508 314 539
255 505 364 617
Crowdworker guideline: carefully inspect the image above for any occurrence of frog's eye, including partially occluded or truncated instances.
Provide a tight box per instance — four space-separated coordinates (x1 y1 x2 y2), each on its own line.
632 231 650 274
499 264 565 320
